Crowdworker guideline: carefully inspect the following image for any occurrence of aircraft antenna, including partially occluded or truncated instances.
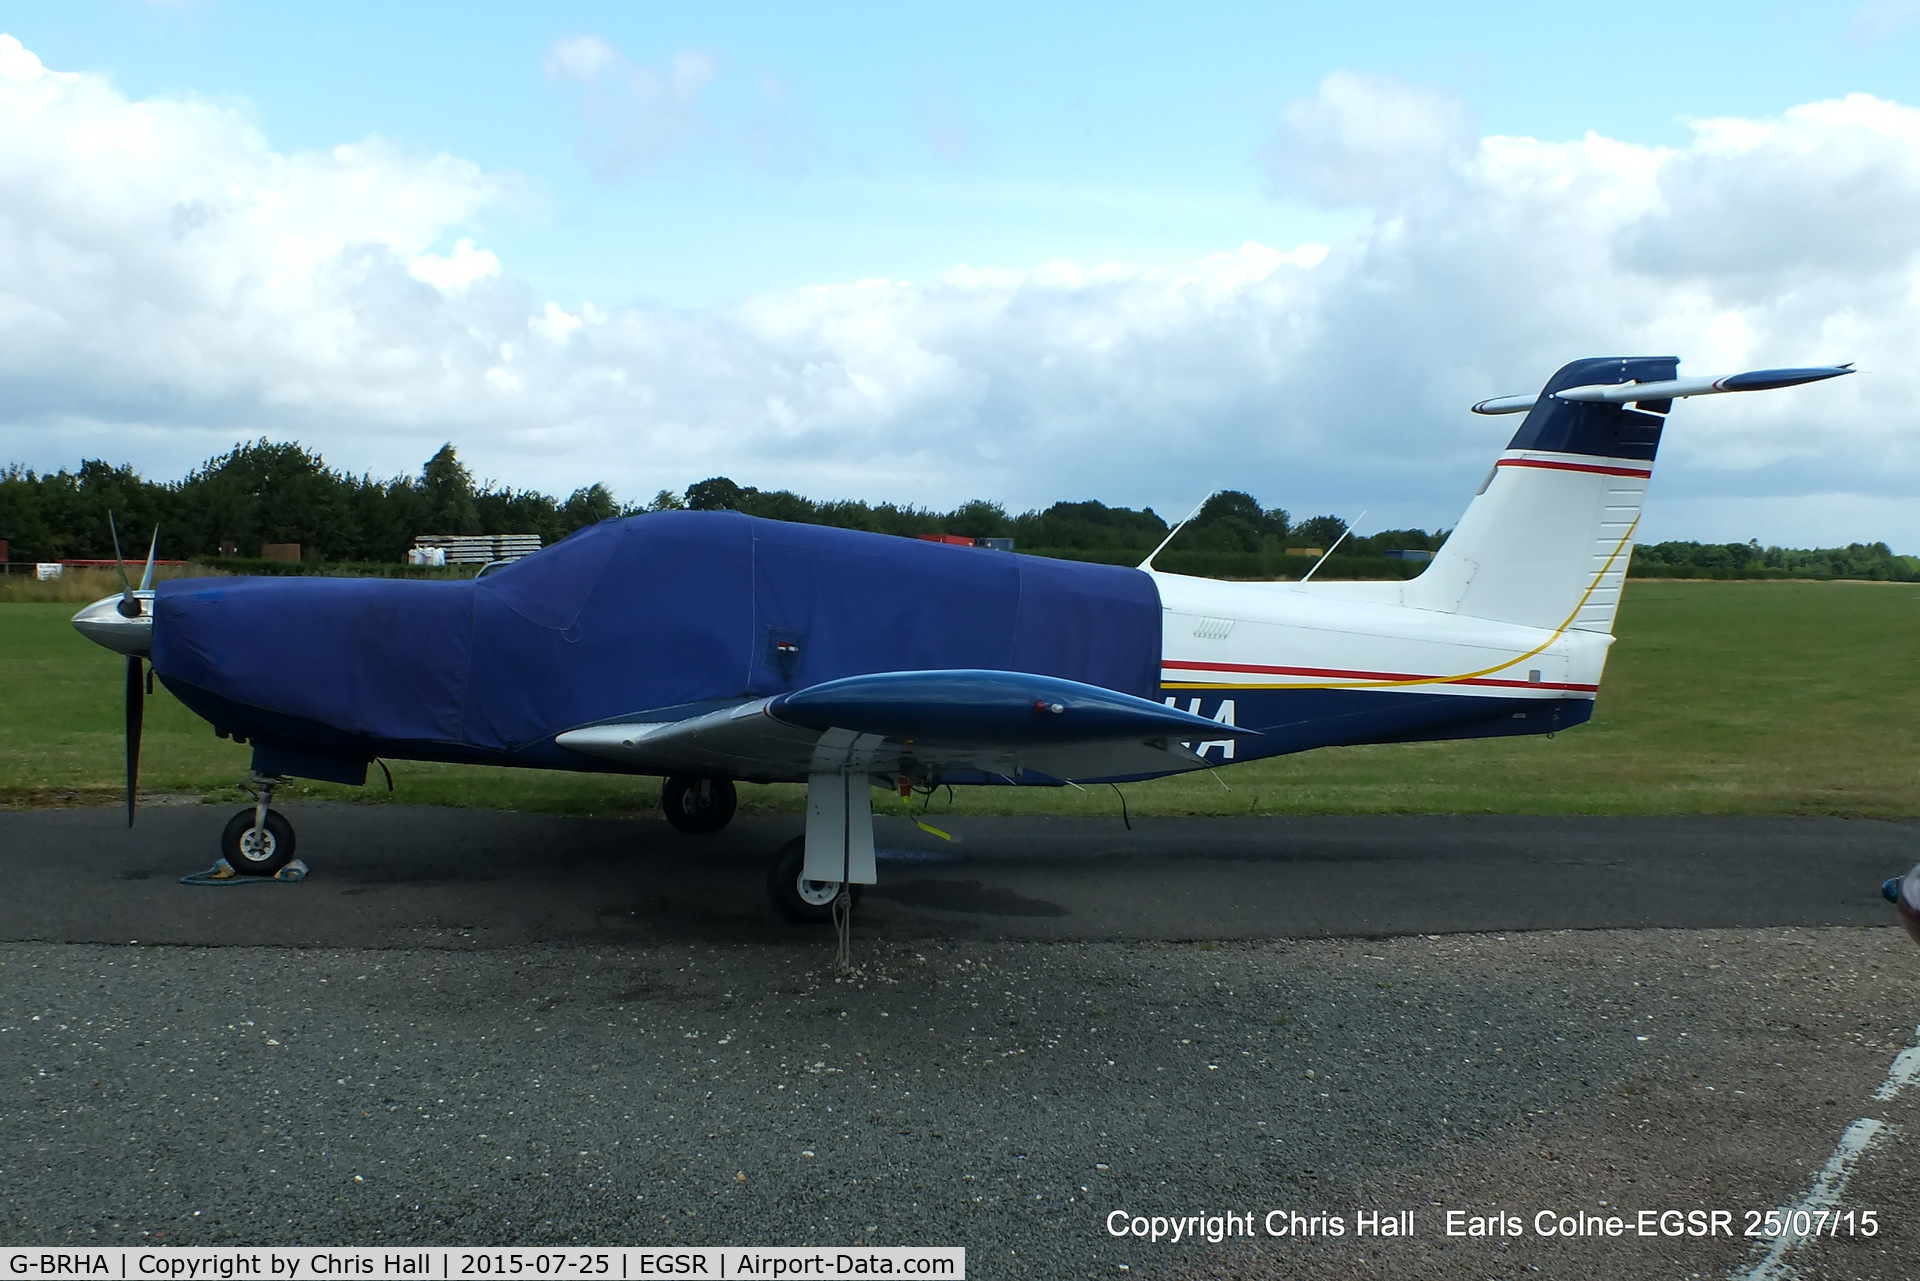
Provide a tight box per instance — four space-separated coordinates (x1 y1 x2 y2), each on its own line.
1138 491 1218 571
1296 510 1367 586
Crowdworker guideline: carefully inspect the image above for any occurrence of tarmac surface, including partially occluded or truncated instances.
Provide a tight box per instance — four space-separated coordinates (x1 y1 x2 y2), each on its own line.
2 804 1919 1279
0 804 1911 946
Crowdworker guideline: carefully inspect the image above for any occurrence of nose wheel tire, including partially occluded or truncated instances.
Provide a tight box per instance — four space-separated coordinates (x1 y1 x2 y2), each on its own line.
661 775 737 834
767 837 863 924
219 808 296 877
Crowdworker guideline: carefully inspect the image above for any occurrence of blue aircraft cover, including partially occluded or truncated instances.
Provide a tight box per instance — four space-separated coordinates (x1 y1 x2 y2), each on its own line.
152 511 1163 765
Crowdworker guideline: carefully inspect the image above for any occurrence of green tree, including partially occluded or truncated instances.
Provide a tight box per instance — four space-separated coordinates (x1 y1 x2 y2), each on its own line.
560 483 621 531
173 440 359 559
0 461 168 561
1293 514 1349 549
420 444 480 535
476 485 564 546
946 500 1011 539
1189 490 1285 553
685 476 749 511
1011 500 1169 552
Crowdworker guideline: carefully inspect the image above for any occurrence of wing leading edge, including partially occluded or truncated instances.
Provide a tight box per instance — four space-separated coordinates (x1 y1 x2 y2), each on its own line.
554 668 1257 784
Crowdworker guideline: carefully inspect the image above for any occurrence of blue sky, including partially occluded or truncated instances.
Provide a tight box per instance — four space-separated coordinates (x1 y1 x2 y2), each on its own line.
3 2 1920 544
15 0 1918 306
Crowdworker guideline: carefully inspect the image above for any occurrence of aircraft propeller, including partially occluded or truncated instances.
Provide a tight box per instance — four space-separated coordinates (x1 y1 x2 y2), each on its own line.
106 514 158 827
124 643 143 827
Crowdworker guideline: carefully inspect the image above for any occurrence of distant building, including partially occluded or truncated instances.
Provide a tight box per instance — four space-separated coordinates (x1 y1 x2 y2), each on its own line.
1384 549 1434 562
916 534 1015 551
261 543 301 563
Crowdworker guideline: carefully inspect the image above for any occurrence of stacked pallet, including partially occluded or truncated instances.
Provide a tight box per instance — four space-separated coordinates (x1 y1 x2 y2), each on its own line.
493 534 544 560
412 534 544 565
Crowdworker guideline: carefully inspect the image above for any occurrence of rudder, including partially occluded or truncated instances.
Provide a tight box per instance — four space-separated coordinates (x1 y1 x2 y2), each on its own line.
1404 357 1676 633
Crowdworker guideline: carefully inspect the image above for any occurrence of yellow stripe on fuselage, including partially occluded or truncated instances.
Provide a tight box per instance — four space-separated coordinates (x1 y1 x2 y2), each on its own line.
1160 515 1638 692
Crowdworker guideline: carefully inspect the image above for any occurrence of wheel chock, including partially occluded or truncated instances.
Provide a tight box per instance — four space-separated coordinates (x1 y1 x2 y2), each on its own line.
181 857 310 886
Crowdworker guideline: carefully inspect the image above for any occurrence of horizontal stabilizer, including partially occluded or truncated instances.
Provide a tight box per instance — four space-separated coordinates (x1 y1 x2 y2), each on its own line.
1471 364 1853 415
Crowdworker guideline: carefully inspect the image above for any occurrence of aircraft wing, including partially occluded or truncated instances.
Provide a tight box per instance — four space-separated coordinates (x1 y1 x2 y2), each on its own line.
554 668 1256 784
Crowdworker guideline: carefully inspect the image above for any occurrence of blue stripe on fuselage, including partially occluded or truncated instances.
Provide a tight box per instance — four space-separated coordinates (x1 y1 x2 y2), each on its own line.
1156 685 1594 764
963 686 1595 787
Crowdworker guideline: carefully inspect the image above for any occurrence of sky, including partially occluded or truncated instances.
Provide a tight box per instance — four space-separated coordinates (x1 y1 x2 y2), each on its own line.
3 0 1920 546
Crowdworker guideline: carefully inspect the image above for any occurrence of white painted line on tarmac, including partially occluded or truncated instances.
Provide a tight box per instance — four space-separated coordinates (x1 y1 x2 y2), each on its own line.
1731 1023 1920 1281
1871 1027 1920 1100
1732 1118 1889 1281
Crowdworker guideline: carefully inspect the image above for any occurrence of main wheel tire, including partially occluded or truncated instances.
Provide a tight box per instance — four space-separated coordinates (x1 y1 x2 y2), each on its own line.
661 775 737 834
219 808 295 876
766 836 863 924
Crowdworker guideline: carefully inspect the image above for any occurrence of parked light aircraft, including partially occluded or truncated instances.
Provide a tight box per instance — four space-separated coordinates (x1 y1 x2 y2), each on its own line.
72 356 1851 922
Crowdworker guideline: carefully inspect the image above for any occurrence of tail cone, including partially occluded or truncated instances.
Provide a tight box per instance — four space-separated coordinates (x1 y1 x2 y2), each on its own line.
1884 865 1920 948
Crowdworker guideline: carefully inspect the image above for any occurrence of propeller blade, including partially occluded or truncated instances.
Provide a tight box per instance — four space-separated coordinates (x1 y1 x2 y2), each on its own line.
125 655 144 828
108 513 142 618
107 512 131 594
138 528 159 591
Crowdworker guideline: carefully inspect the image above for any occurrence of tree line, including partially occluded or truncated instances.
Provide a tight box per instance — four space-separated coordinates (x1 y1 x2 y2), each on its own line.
4 440 1914 581
671 476 1439 559
0 440 1430 566
1632 539 1920 581
1 442 622 565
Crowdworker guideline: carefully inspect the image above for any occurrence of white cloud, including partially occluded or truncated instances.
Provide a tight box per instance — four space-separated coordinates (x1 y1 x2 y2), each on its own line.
0 35 73 84
1264 71 1475 207
2 37 1919 549
544 36 718 171
529 300 583 344
409 238 501 294
544 35 618 85
1849 0 1920 43
741 71 823 177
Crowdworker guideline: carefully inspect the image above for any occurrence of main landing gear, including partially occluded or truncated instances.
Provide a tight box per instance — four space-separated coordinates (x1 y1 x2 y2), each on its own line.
661 775 737 834
220 773 295 876
766 771 877 970
766 837 864 924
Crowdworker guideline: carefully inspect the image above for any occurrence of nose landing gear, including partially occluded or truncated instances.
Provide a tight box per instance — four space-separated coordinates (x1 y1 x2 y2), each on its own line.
220 773 295 876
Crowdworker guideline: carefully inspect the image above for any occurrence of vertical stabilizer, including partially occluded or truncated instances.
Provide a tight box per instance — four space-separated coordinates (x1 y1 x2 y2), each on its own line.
1405 357 1675 633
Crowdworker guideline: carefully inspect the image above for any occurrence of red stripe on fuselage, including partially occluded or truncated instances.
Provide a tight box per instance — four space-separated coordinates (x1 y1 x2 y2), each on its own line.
1495 457 1652 478
1161 658 1598 693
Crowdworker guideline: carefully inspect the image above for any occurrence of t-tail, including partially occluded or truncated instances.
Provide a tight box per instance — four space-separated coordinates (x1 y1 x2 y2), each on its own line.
1407 356 1852 634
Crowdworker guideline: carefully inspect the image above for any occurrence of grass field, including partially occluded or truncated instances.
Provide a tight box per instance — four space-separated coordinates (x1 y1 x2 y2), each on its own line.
0 565 215 605
3 580 1917 818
